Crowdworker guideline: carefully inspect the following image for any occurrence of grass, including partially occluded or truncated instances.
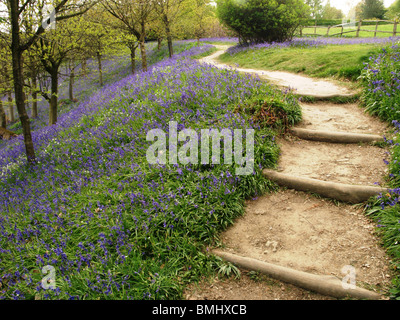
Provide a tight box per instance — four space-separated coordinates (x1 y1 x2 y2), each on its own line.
358 43 400 299
218 42 387 82
1 41 217 138
301 23 398 38
359 44 400 122
0 40 301 300
4 35 400 300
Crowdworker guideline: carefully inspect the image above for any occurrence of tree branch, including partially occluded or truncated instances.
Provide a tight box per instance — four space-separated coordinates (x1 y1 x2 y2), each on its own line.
20 0 96 52
18 0 33 15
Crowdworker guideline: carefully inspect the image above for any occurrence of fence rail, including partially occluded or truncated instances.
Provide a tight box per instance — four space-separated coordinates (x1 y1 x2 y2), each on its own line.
298 19 399 38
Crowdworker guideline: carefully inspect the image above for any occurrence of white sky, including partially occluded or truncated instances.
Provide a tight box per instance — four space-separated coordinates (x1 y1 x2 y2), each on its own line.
328 0 396 15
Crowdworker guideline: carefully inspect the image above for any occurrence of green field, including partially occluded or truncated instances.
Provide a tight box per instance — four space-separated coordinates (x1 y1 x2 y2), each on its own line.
300 23 399 38
219 42 388 82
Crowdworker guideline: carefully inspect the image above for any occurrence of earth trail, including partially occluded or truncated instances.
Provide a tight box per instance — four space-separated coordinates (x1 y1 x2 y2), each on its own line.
184 46 393 300
199 45 356 98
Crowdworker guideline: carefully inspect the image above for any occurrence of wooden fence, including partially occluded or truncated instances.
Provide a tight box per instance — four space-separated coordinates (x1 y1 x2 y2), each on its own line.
298 20 399 37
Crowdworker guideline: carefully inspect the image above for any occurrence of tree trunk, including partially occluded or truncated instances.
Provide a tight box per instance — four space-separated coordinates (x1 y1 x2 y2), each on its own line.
164 16 173 57
23 90 29 115
0 99 6 128
96 51 103 86
140 23 147 72
9 0 36 163
166 33 173 57
130 46 136 74
81 58 87 77
7 91 15 122
69 68 74 100
49 69 58 125
31 75 38 118
157 37 162 50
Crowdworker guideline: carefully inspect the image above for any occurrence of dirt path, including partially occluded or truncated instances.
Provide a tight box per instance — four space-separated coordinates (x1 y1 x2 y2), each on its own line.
199 45 356 97
185 46 394 300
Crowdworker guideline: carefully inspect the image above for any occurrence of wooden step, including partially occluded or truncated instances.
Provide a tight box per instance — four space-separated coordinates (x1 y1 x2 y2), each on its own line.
263 169 387 204
213 250 382 300
290 128 384 144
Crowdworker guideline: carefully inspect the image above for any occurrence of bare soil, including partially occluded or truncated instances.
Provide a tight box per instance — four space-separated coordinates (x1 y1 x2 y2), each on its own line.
298 102 389 135
185 269 335 300
184 189 393 300
199 46 355 97
185 47 395 300
276 136 388 186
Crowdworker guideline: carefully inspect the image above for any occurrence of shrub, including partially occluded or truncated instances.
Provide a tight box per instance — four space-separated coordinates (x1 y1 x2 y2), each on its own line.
216 0 309 44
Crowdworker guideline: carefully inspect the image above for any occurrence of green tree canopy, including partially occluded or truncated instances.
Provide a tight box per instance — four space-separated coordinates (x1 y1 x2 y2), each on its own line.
387 0 400 19
360 0 386 19
305 0 323 20
321 0 343 20
216 0 309 44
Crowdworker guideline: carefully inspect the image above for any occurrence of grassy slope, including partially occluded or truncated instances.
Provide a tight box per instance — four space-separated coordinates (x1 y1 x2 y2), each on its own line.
3 41 217 137
0 41 301 300
218 43 386 82
359 43 400 299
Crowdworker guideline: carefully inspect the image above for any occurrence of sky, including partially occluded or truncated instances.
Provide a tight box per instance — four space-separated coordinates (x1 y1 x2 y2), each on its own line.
209 1 397 15
329 0 396 15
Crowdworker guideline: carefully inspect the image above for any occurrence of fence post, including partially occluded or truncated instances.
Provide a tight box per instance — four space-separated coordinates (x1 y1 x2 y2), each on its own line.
374 21 378 37
356 20 361 37
341 25 344 37
394 21 398 37
326 26 331 36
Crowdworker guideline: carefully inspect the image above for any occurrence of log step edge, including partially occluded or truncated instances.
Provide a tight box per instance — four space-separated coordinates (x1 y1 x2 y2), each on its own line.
213 249 382 300
290 128 384 144
263 169 387 204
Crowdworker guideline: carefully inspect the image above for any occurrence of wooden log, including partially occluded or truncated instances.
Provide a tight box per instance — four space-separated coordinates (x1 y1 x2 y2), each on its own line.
356 20 362 37
262 169 387 204
301 33 325 37
213 250 382 300
290 128 384 144
359 29 393 34
329 30 357 36
326 26 331 36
